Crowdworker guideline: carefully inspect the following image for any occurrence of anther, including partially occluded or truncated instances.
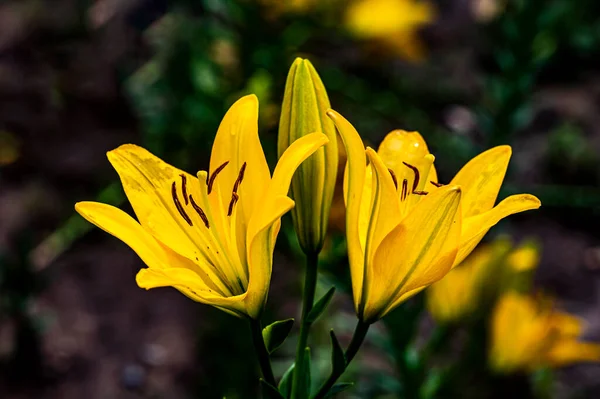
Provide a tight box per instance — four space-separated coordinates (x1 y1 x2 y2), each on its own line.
189 194 210 228
388 168 398 190
402 162 420 193
207 161 229 194
401 179 408 201
227 192 239 216
180 174 189 205
171 181 193 226
232 162 247 194
430 181 444 188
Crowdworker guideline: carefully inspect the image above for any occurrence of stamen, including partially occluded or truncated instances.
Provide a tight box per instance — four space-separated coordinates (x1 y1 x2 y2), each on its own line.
232 162 247 194
226 163 247 217
413 190 428 196
388 168 398 190
171 181 193 226
207 161 229 194
430 181 444 188
227 192 239 216
189 194 210 228
402 162 420 192
401 179 408 201
180 174 189 205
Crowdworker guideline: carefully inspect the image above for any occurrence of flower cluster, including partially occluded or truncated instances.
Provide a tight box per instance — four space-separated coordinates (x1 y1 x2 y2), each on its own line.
74 58 600 398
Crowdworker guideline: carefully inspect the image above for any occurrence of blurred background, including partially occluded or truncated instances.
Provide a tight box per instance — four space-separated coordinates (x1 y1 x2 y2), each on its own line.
1 0 600 398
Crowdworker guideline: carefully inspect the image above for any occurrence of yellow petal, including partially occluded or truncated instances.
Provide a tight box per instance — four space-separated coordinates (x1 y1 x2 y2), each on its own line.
266 133 328 206
244 133 327 318
209 94 271 225
377 130 431 172
550 312 584 338
327 109 367 310
75 202 228 296
546 340 600 367
363 148 402 270
136 267 247 316
450 145 511 218
376 130 435 214
107 144 210 263
245 196 295 319
457 194 541 265
364 185 462 321
247 132 328 240
75 201 182 270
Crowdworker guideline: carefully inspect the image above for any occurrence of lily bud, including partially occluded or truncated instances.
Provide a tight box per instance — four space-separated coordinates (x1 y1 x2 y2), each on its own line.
279 58 338 254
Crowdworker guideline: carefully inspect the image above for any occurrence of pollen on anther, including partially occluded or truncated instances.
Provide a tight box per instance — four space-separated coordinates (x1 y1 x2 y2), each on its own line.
401 179 408 201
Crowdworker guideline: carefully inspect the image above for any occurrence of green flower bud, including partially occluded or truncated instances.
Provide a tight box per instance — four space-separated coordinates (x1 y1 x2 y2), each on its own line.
278 58 338 254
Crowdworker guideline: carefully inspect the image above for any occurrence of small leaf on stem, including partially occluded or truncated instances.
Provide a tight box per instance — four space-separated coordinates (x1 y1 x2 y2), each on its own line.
263 318 295 354
306 287 336 323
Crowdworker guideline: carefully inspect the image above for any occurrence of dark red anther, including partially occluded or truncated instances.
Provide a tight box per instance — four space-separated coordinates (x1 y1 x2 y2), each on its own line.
388 168 398 190
189 194 210 228
207 161 229 194
171 181 193 226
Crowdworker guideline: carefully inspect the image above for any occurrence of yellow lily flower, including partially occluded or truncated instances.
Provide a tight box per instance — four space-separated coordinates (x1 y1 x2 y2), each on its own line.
75 95 328 319
490 292 600 372
345 0 436 61
328 110 540 322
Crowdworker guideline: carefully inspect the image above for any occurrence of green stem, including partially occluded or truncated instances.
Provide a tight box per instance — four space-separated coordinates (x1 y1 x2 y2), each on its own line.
291 251 319 399
313 320 370 399
249 318 276 387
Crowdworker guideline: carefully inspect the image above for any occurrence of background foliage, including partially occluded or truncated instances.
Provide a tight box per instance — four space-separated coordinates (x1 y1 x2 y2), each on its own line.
1 0 600 397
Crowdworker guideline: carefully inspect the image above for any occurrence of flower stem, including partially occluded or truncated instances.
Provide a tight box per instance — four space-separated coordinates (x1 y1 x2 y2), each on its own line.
291 251 319 399
249 317 276 387
313 320 370 399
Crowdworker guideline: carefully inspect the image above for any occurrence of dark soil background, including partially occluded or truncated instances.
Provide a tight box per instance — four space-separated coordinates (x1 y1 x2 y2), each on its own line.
2 0 600 398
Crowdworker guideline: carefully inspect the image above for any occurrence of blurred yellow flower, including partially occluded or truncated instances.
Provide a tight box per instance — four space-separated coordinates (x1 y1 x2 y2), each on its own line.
427 240 508 324
75 95 328 319
507 241 540 272
427 238 540 324
345 0 436 61
490 292 600 372
329 111 540 322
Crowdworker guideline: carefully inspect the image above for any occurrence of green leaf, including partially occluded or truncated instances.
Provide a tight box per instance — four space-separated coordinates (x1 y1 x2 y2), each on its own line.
262 318 294 354
278 363 295 398
329 330 346 375
306 287 335 323
323 382 354 398
295 347 312 399
260 379 285 399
